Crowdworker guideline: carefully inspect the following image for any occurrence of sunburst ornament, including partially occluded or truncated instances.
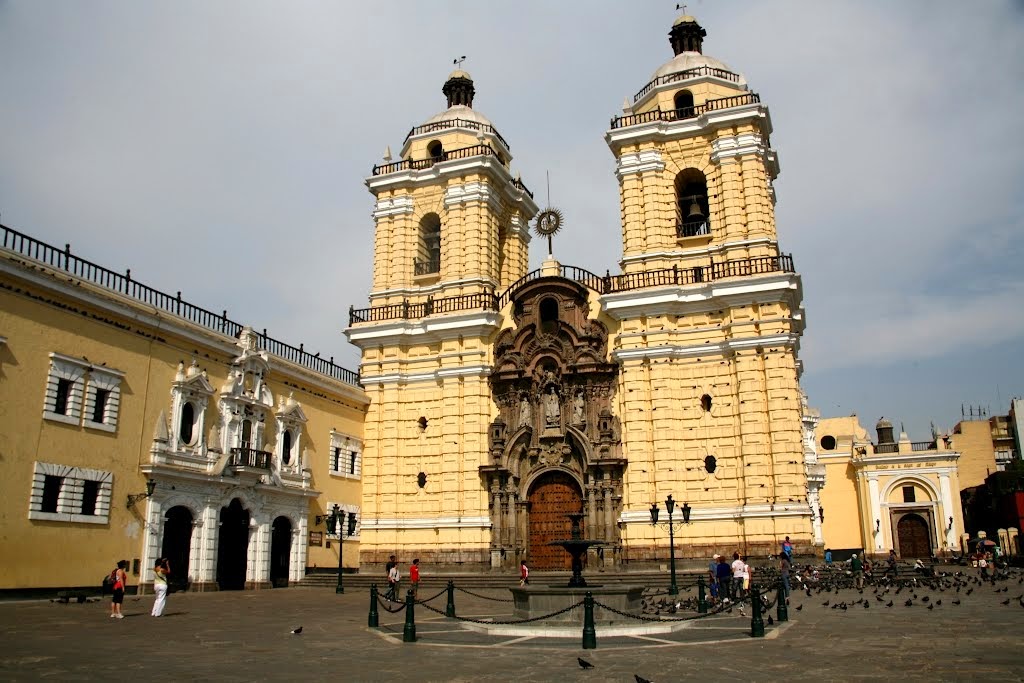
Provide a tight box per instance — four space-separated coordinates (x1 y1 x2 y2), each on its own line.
534 207 564 255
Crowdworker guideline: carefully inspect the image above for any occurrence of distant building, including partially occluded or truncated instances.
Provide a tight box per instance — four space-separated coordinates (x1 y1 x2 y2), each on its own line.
815 416 963 558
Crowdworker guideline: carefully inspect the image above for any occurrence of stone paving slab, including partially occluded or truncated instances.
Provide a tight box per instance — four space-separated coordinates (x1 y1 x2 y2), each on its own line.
1 571 1023 682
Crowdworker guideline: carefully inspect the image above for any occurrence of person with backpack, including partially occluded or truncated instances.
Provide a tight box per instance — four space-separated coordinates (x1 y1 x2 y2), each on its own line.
110 560 128 619
519 560 530 586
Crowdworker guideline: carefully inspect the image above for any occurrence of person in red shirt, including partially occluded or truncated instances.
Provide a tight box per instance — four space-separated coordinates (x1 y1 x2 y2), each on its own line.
409 558 421 599
520 560 530 586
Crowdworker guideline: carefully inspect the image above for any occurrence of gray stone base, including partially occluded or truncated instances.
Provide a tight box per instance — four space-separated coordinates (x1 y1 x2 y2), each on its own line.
509 584 645 624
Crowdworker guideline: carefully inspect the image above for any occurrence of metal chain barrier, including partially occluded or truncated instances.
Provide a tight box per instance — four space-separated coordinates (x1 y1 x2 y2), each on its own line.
453 586 515 603
593 596 738 623
418 599 585 625
375 595 408 613
414 587 449 605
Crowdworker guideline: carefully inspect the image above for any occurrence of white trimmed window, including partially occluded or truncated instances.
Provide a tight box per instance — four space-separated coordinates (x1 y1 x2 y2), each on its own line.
329 430 362 480
28 461 113 524
83 367 123 432
43 353 88 425
326 501 361 540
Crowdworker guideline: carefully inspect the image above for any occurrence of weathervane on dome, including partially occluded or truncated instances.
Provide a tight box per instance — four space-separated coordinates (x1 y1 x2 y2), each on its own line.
453 55 467 69
533 170 564 257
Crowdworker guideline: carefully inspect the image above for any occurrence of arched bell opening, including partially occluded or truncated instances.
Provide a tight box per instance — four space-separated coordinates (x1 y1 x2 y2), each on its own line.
674 169 710 238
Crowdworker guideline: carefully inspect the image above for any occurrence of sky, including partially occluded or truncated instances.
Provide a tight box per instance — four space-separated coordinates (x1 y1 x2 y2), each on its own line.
1 1 1022 440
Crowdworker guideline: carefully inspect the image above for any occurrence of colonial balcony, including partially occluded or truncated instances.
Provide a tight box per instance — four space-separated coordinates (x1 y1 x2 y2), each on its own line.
633 65 743 103
230 447 273 470
350 254 796 326
611 92 761 130
676 219 710 238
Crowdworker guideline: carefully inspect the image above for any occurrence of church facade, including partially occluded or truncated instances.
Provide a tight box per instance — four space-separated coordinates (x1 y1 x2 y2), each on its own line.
348 15 815 570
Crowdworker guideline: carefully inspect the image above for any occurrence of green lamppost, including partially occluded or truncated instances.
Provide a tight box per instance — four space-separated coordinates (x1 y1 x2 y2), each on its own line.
650 494 692 596
318 504 349 594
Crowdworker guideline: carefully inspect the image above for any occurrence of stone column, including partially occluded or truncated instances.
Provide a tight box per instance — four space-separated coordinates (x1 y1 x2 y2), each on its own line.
188 518 203 586
138 498 163 595
868 476 882 551
938 473 957 552
196 504 219 589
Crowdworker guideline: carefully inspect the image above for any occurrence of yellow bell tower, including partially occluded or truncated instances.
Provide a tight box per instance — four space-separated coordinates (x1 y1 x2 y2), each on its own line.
604 14 814 557
347 70 538 567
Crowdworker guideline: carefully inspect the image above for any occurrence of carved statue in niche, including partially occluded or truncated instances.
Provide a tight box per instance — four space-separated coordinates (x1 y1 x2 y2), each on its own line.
543 385 560 426
572 391 586 425
518 393 531 429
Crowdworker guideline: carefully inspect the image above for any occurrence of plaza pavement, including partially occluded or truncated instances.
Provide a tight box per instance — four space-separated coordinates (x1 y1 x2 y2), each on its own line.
1 572 1022 682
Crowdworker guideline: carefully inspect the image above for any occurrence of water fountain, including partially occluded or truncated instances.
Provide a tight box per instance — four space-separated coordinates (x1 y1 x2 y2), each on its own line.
506 510 645 625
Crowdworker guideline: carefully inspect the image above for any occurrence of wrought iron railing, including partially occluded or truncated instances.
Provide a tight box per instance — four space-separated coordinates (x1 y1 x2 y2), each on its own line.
414 257 441 276
0 223 360 387
403 118 511 151
230 447 272 469
352 254 795 325
372 143 499 176
677 219 710 238
911 441 938 452
349 291 499 325
611 92 761 130
511 177 535 199
874 444 900 454
633 65 742 103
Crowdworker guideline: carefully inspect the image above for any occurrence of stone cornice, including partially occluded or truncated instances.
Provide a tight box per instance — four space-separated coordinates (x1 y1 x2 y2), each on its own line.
346 310 502 348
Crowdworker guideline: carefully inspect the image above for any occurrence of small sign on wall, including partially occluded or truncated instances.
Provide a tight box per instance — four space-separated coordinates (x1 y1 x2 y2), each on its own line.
309 531 323 547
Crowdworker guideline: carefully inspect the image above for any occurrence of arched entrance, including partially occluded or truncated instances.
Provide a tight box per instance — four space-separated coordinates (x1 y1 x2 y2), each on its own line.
528 471 583 570
217 498 250 590
270 516 292 588
897 513 932 558
161 506 194 592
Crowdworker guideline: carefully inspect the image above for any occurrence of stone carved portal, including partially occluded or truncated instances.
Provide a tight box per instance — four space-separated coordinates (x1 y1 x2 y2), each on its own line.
481 278 625 569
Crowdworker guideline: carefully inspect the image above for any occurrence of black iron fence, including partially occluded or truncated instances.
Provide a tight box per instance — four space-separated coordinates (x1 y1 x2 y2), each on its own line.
403 118 511 151
611 92 761 130
354 254 795 325
0 223 359 387
677 219 710 238
372 143 500 176
633 65 743 102
414 257 441 276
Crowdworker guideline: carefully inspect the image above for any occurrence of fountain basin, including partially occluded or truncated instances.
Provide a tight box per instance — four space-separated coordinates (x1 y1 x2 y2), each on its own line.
510 585 645 624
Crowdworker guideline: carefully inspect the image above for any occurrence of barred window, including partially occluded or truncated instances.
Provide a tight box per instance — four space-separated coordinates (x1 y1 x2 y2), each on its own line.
29 462 112 524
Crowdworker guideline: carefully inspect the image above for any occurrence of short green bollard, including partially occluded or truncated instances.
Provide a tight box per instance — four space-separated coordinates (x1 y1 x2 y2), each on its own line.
582 591 597 650
403 589 417 642
750 586 765 638
776 579 788 622
445 580 456 618
697 575 708 614
368 584 379 628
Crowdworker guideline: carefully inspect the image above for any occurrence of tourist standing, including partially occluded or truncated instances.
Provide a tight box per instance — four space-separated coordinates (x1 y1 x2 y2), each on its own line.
780 554 791 599
731 552 747 599
851 553 864 590
110 560 128 619
708 554 720 602
824 548 833 565
409 558 421 599
781 536 794 561
716 555 733 602
387 560 401 600
520 560 530 586
151 557 170 617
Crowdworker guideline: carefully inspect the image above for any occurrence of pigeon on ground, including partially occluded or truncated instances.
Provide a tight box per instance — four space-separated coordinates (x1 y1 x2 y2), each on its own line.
822 600 830 607
1001 599 1011 606
635 675 653 683
767 615 774 625
291 627 303 634
886 601 894 607
904 599 913 607
952 599 961 605
927 604 934 611
578 658 595 670
796 605 803 611
935 600 942 606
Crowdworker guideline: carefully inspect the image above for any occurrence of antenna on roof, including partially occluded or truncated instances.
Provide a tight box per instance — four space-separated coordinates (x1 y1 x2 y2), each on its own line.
453 55 467 69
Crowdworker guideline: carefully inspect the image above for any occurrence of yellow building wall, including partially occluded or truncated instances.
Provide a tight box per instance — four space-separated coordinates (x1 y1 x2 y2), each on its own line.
948 420 997 489
0 262 367 589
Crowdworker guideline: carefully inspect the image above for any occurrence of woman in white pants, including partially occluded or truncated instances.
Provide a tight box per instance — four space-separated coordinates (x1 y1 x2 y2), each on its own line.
151 558 169 617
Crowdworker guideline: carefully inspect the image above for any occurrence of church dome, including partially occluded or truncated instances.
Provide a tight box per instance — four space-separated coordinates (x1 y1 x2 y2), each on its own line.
652 14 746 86
651 51 744 83
424 104 495 129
